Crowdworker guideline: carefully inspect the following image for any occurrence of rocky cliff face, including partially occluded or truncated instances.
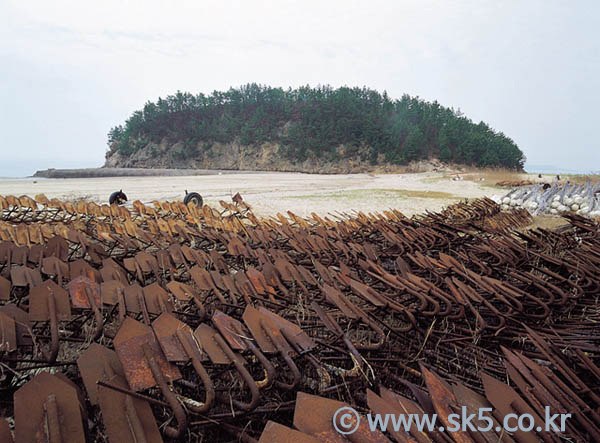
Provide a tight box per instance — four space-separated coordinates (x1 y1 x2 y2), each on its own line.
104 140 452 174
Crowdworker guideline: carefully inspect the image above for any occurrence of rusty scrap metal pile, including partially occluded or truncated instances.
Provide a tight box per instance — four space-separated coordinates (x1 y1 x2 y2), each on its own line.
1 192 600 442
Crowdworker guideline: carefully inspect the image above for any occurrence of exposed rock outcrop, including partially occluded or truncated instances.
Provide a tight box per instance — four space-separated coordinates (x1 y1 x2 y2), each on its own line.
104 140 454 174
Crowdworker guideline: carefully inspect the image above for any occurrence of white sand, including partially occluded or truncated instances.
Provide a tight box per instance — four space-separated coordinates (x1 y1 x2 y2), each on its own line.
0 172 499 217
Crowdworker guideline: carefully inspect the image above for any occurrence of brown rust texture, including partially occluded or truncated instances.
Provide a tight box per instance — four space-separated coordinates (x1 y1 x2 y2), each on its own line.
0 193 599 441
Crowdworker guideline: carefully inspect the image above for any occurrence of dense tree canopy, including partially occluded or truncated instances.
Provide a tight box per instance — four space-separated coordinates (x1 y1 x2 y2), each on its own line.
108 84 525 169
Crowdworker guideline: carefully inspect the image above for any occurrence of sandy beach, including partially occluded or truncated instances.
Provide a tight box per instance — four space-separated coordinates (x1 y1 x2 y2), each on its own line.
0 171 504 217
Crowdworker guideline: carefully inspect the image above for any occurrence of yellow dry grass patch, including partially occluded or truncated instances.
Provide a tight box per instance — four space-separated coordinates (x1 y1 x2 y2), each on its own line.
460 168 600 187
288 189 458 200
461 168 531 184
565 174 600 185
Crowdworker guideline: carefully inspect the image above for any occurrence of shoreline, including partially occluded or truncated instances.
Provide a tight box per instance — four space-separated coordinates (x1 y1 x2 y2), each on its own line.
0 171 498 218
33 167 272 179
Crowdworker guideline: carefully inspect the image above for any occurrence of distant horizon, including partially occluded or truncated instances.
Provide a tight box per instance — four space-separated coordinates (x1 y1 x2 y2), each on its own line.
0 161 597 179
523 163 599 175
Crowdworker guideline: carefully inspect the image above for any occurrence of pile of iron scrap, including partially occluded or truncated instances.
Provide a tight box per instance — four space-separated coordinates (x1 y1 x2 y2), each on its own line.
1 193 599 441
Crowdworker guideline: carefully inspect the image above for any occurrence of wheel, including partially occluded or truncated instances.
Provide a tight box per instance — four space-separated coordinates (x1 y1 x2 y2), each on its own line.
109 190 127 205
184 192 203 207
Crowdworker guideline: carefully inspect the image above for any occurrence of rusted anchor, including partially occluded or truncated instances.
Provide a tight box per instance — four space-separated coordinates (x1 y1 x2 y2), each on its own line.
100 279 128 326
310 301 364 379
41 256 70 287
194 322 260 411
77 343 163 443
242 305 302 390
29 280 71 362
14 372 87 443
114 317 187 439
212 310 276 390
166 280 206 318
67 276 104 341
152 312 215 413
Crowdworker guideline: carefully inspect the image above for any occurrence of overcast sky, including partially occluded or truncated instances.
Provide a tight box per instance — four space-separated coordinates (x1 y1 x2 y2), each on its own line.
1 0 598 177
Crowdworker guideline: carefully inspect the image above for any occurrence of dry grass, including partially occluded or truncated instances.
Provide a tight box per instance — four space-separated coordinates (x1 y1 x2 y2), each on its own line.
459 168 600 187
288 189 458 200
565 174 600 185
460 168 531 185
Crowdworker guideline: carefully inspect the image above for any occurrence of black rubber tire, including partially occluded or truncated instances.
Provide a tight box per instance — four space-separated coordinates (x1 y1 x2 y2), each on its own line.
184 192 203 207
109 190 127 205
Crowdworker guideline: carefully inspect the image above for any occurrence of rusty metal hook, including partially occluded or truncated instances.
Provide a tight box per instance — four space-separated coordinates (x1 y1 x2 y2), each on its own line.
141 343 188 439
